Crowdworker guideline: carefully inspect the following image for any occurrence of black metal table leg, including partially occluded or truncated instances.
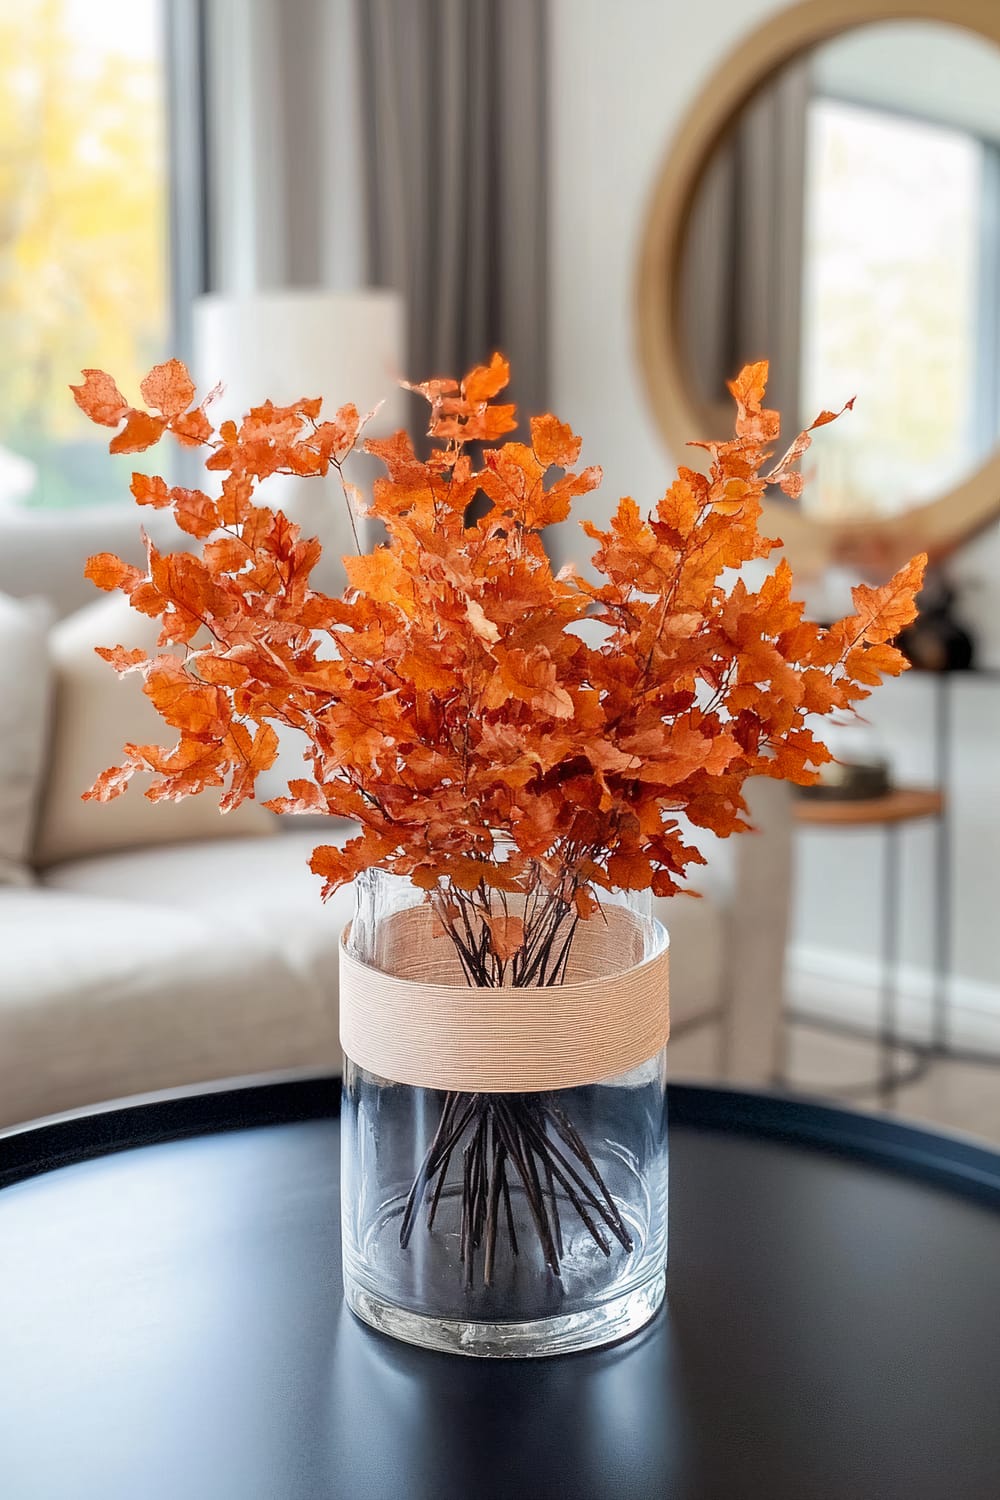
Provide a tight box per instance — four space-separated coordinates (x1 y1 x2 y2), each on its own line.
783 813 932 1107
932 672 952 1055
879 824 901 1109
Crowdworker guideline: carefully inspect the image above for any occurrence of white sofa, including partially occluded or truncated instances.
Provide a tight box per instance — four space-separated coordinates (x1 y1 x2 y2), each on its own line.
0 504 792 1128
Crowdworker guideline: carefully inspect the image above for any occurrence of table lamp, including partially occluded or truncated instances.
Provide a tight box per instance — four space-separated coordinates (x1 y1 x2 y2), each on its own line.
192 289 406 591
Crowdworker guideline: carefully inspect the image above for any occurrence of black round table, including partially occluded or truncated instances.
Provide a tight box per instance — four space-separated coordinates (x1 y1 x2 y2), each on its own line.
1 1078 999 1500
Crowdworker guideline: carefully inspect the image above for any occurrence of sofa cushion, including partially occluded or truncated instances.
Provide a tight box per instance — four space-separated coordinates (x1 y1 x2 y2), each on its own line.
33 593 275 868
0 886 339 1129
0 503 192 621
0 592 52 886
44 826 725 1034
42 828 356 1000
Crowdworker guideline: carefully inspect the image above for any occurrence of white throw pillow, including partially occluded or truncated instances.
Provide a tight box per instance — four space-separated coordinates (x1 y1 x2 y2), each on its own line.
33 592 276 867
0 592 53 885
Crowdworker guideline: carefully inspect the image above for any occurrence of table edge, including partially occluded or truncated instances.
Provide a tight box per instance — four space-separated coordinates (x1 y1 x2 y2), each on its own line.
1 1077 998 1211
0 1074 341 1190
670 1084 1000 1211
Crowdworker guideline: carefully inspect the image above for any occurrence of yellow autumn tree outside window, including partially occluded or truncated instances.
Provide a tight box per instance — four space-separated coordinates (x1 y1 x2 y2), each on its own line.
0 0 167 509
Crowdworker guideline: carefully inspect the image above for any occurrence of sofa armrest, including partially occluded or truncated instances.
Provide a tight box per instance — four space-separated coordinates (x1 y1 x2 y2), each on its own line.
718 777 794 1085
0 505 199 620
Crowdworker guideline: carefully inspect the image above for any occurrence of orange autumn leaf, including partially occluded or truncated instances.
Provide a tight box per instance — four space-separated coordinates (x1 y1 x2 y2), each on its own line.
82 761 137 802
765 395 856 499
343 548 408 605
70 369 128 426
849 554 926 642
607 848 653 890
203 535 251 574
170 407 214 447
312 403 363 464
464 352 510 405
574 886 598 919
465 599 501 644
171 487 220 539
95 645 148 675
140 358 196 418
220 722 280 812
143 656 230 735
531 414 582 470
126 736 232 802
799 669 844 715
265 779 329 816
484 647 574 720
84 552 144 592
71 354 924 913
727 360 779 444
469 403 519 441
110 409 167 455
130 472 171 508
485 913 526 961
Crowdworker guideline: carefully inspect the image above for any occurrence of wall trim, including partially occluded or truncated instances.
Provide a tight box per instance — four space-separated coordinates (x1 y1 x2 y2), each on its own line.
788 944 1000 1053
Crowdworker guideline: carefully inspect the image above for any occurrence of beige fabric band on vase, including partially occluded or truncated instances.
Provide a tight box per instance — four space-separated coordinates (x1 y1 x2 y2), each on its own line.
338 903 670 1093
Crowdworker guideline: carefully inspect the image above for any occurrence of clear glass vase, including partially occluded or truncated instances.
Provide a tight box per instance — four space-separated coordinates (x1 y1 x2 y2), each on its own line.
340 868 669 1358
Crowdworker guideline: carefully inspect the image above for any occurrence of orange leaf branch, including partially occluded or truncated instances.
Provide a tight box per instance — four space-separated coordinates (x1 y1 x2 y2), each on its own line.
73 354 924 912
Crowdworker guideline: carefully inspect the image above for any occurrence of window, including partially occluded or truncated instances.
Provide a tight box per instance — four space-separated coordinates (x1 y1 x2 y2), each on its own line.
800 97 989 519
0 0 167 510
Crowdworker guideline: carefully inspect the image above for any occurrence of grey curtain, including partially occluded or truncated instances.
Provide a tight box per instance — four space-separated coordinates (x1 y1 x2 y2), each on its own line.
679 61 810 438
169 0 548 414
357 0 549 420
170 0 368 319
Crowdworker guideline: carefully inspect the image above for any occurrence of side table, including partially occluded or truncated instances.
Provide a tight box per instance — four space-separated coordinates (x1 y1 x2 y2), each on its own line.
3 1075 1000 1499
787 787 944 1107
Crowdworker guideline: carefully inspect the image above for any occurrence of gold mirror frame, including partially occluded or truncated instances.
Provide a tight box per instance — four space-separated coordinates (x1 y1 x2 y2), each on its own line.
636 0 1000 575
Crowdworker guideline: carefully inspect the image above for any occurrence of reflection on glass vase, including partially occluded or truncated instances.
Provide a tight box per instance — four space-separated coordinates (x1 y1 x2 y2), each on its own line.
339 866 669 1358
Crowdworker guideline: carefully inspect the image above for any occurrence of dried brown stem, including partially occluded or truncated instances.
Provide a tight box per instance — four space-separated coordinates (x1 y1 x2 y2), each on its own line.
399 870 633 1288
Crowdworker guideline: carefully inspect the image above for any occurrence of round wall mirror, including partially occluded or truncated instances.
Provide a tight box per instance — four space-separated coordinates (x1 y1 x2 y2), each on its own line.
637 0 1000 577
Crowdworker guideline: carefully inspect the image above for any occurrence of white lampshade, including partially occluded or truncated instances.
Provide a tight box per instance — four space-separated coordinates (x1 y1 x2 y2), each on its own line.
192 289 407 589
193 289 405 429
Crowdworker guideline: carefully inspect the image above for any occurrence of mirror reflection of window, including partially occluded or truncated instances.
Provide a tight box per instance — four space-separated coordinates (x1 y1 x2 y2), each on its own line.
677 19 1000 525
803 93 990 518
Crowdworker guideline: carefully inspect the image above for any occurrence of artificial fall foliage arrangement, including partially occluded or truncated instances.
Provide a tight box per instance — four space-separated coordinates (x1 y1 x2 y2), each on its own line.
73 355 924 1286
72 353 925 976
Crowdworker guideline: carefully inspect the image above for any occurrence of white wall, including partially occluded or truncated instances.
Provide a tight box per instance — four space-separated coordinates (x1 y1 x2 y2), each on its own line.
549 0 1000 1014
813 20 1000 142
550 0 782 532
